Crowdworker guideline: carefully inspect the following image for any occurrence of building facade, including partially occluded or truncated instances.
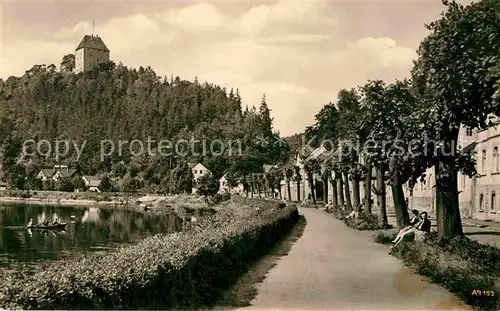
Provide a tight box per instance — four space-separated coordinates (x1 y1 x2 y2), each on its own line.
74 34 110 73
407 118 500 222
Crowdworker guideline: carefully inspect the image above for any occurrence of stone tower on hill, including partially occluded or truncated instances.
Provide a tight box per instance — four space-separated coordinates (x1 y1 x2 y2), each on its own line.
74 34 110 73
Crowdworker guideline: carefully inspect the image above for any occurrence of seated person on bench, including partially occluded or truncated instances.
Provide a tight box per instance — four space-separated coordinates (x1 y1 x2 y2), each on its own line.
392 209 420 244
345 210 357 219
392 212 431 247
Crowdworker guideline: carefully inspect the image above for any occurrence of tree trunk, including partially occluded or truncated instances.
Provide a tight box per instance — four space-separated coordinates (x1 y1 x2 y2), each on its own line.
352 176 361 212
337 177 344 207
376 168 388 227
435 161 463 238
296 180 301 202
329 177 338 209
343 171 352 211
287 180 292 201
323 176 329 204
364 164 372 214
250 178 254 199
257 178 261 198
391 172 409 229
307 174 316 204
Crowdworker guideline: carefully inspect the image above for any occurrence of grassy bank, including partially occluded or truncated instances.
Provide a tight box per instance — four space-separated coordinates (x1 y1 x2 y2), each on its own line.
328 205 393 230
0 199 299 310
374 230 500 310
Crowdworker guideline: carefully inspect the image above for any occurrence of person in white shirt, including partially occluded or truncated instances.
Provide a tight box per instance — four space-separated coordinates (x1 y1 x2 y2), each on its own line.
392 209 420 243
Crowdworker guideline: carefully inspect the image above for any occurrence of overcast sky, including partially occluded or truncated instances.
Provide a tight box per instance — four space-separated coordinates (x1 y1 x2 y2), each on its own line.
0 0 471 136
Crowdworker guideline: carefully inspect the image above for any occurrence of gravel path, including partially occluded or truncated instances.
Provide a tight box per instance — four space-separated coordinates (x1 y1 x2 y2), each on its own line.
236 208 471 310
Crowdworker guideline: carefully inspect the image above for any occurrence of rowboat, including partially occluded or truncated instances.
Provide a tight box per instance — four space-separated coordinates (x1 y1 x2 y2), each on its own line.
27 223 67 230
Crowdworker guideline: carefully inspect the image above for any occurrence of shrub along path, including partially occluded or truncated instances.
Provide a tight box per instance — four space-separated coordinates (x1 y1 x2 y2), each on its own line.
237 208 471 310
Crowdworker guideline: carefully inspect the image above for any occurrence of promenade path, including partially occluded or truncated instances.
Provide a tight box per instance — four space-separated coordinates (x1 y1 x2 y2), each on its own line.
237 208 470 310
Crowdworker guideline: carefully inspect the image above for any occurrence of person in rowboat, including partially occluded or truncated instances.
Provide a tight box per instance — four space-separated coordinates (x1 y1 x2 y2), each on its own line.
27 218 33 227
52 217 59 225
42 219 49 226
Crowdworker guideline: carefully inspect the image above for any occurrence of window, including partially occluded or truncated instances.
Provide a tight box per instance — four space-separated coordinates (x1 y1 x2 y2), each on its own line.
480 194 484 211
194 170 197 174
482 150 487 173
466 127 473 136
494 147 499 172
492 192 496 211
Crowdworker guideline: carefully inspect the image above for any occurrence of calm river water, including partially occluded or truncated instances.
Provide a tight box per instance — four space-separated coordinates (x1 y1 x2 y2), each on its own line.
0 203 183 268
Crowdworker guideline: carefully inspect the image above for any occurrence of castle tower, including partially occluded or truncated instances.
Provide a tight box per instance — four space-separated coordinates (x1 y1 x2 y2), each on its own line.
74 34 110 73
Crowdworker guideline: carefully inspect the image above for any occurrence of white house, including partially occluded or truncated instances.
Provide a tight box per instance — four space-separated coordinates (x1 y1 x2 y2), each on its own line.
188 162 211 194
82 207 100 223
188 162 210 181
219 173 244 194
82 175 102 192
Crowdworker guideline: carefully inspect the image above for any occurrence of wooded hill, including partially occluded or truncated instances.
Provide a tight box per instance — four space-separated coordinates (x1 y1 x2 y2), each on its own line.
0 61 290 192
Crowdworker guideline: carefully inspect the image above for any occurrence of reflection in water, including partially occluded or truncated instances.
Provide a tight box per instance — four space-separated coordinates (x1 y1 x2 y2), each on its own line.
0 204 183 268
82 207 100 223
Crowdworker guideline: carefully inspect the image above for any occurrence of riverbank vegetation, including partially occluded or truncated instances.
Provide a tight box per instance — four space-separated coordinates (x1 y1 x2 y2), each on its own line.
0 199 299 309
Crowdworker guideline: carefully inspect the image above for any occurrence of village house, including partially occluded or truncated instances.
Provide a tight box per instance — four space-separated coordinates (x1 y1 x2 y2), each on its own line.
219 173 244 195
188 162 211 194
0 181 6 191
37 165 80 182
82 175 102 192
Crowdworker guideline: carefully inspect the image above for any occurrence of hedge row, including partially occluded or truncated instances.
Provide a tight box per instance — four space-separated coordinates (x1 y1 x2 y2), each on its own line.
0 204 299 310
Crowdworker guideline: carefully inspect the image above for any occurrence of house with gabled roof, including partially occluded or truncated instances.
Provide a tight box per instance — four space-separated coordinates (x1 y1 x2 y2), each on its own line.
74 34 110 73
188 162 211 194
280 145 338 203
37 165 80 183
37 168 56 181
263 164 278 174
82 175 102 192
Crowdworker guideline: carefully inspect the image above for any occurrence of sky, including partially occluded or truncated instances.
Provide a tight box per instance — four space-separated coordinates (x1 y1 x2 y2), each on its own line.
0 0 472 136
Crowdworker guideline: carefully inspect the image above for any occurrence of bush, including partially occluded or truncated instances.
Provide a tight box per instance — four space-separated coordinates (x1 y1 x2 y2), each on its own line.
0 204 299 310
373 230 397 245
374 231 500 310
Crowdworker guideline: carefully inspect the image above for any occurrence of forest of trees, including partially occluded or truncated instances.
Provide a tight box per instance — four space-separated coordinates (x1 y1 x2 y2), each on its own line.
0 61 290 193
